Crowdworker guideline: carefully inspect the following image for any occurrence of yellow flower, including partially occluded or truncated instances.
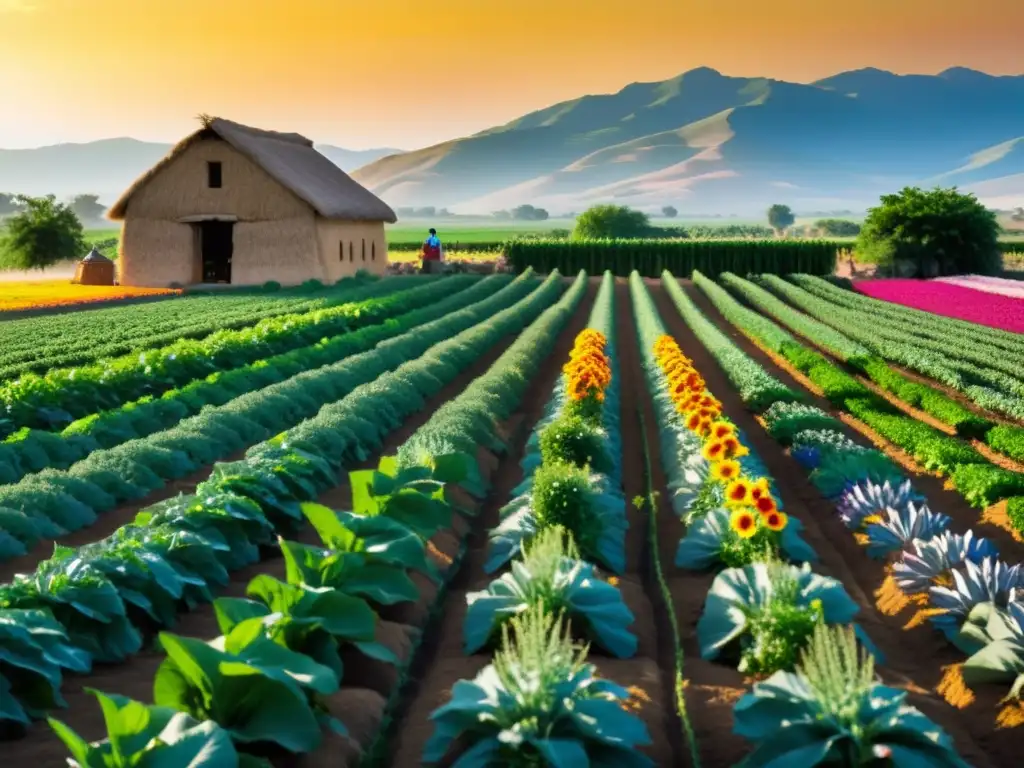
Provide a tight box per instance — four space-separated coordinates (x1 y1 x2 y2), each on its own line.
701 440 726 462
710 460 741 482
730 508 759 539
721 436 749 460
763 510 788 532
725 478 753 506
709 421 735 440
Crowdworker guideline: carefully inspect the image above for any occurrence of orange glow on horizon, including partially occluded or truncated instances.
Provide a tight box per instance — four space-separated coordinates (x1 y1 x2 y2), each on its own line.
0 0 1020 150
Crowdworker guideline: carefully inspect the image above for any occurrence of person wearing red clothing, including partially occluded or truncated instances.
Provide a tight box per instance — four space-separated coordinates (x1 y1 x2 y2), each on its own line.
421 228 443 273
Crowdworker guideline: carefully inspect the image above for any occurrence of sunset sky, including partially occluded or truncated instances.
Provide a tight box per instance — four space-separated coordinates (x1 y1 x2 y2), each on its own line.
0 0 1021 151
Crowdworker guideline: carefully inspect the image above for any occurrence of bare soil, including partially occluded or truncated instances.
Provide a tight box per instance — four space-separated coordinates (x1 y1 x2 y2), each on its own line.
667 277 1014 766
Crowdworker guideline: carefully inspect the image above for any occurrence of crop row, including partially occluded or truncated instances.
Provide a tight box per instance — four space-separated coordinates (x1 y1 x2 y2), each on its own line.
0 277 509 492
717 272 1024 466
779 276 1024 420
0 274 392 382
0 273 542 561
424 276 659 765
691 272 1024 511
0 275 455 433
629 272 971 765
0 268 574 756
505 238 839 278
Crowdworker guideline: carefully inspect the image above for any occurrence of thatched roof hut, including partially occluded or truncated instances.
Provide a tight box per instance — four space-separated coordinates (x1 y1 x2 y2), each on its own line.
72 247 115 286
107 117 397 287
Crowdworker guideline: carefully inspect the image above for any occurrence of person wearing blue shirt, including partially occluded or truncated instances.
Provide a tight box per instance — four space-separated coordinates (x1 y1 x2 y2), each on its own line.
421 228 443 273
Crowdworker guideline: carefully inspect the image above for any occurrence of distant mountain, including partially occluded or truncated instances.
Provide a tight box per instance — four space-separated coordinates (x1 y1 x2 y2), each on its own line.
0 139 403 207
351 66 1024 215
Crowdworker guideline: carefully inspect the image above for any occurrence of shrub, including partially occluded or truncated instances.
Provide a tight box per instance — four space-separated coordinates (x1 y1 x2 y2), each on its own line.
538 414 610 471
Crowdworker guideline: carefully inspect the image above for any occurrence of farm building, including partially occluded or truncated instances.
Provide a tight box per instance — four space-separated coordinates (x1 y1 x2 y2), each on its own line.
107 117 397 287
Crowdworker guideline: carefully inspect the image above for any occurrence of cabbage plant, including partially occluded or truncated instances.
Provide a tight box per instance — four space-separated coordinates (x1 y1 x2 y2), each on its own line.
424 607 653 766
48 688 267 767
835 478 922 531
213 574 397 685
0 608 90 727
930 558 1024 646
733 623 971 767
464 527 637 657
959 600 1024 695
892 530 998 596
697 561 878 676
153 625 337 753
863 502 951 559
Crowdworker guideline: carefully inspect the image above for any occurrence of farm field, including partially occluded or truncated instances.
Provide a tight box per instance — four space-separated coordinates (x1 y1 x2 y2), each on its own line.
0 269 1022 767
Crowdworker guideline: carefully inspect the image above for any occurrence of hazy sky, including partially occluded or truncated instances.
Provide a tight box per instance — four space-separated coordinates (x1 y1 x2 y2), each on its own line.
1 0 1021 151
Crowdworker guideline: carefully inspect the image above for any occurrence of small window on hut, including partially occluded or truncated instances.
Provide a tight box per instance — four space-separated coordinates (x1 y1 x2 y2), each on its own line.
349 242 354 261
361 239 366 261
339 242 343 262
207 161 223 189
371 241 376 260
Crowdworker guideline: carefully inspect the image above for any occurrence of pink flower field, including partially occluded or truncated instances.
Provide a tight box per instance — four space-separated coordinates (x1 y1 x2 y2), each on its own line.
854 278 1024 333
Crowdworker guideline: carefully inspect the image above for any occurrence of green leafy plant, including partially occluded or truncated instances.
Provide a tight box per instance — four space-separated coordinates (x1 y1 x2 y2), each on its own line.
538 414 611 472
348 453 470 540
464 527 637 657
676 506 818 571
424 606 653 766
733 623 970 767
958 600 1024 702
152 626 336 753
48 687 267 767
697 561 875 676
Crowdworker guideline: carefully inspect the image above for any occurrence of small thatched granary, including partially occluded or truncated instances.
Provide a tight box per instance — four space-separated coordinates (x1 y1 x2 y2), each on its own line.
72 247 115 285
107 117 396 287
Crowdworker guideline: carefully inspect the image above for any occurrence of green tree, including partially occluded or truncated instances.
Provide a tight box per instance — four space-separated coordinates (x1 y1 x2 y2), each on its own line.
572 204 650 239
512 204 549 221
857 186 1000 277
767 204 795 235
0 195 86 271
70 193 107 223
661 205 678 218
815 218 861 237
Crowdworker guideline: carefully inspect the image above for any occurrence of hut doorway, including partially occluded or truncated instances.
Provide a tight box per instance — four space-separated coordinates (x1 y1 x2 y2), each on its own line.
199 221 233 283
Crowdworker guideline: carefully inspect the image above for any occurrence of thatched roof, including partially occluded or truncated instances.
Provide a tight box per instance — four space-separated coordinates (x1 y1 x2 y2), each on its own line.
107 117 397 223
81 246 112 263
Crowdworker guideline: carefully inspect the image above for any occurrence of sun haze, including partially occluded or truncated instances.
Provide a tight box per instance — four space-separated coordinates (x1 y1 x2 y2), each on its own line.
0 0 1021 150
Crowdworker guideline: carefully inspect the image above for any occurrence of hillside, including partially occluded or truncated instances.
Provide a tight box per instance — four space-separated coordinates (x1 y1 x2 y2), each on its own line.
0 140 403 206
351 66 1024 215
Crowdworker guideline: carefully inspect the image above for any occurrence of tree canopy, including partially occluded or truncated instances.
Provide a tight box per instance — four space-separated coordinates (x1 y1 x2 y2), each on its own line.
0 193 22 217
766 204 795 234
661 205 678 218
856 186 1001 277
815 218 861 237
572 204 650 239
0 195 86 271
70 194 107 222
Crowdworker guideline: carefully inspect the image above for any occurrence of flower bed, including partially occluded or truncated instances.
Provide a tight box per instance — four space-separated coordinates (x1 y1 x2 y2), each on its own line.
854 279 1024 334
0 281 181 313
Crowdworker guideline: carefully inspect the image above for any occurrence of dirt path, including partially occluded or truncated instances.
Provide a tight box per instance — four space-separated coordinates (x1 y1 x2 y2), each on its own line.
647 278 1004 768
2 323 532 768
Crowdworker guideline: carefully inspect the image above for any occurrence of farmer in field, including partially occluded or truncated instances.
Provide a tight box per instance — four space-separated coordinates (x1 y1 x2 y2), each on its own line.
421 228 443 274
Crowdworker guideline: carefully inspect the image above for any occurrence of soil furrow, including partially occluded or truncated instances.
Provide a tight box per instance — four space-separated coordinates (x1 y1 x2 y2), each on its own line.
648 279 1002 768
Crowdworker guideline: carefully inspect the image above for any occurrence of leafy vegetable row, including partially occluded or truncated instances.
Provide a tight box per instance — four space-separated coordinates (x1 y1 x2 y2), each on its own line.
0 277 509 491
428 273 656 766
0 275 384 383
691 271 1024 510
719 272 1024 466
644 273 972 766
0 272 540 561
0 269 570 743
0 274 454 433
764 275 1024 421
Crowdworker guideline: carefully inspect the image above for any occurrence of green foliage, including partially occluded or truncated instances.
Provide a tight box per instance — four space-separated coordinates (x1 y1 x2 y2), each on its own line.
814 218 861 236
1006 497 1024 536
857 186 1001 276
734 623 970 768
571 204 650 239
538 413 611 472
507 238 839 277
766 204 795 233
985 424 1024 463
424 606 654 766
0 195 85 271
68 194 107 223
762 402 839 445
661 205 678 218
48 688 258 767
464 526 638 657
531 461 603 559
